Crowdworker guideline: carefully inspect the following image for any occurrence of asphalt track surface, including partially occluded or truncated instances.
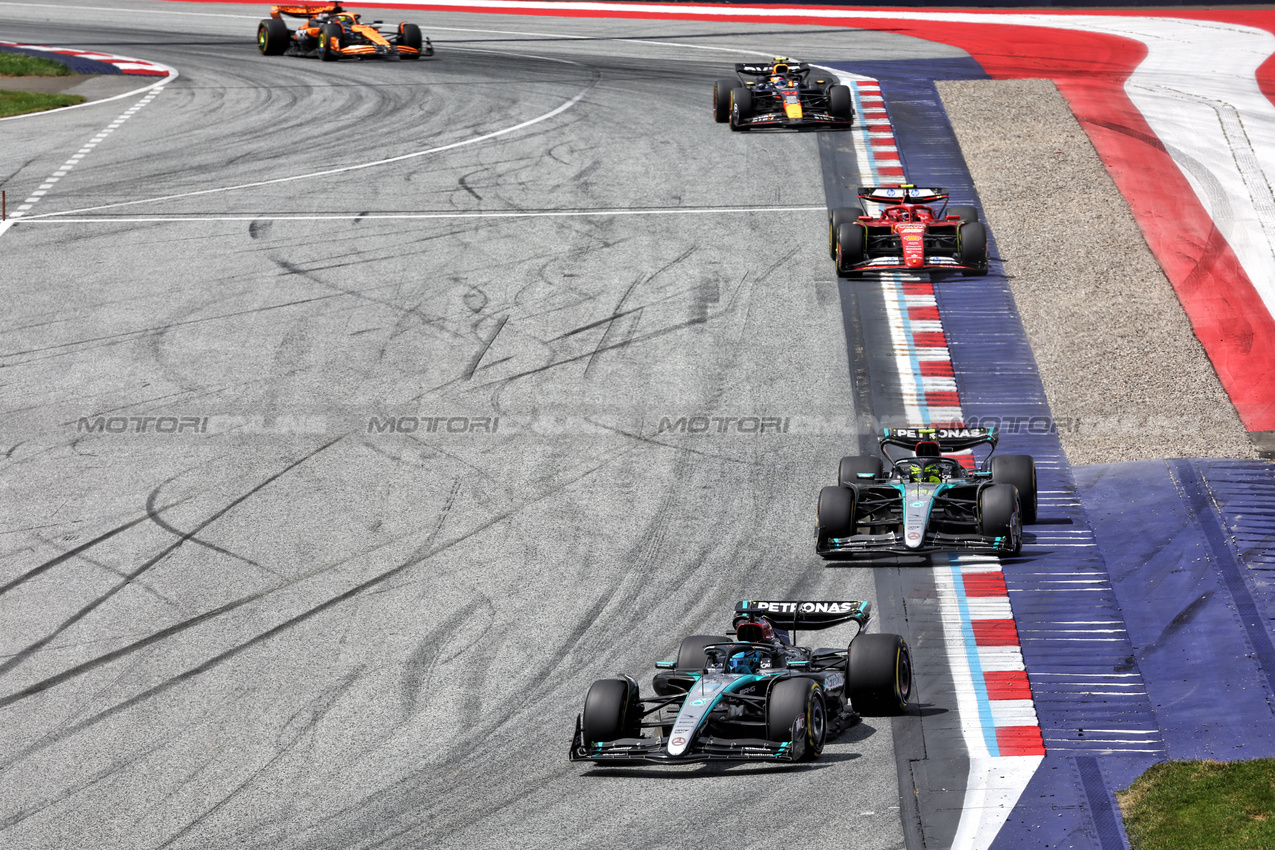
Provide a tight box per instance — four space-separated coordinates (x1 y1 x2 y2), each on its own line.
0 4 974 848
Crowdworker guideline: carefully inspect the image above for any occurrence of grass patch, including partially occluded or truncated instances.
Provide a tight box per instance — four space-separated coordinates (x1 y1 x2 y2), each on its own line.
0 90 85 117
1118 759 1275 849
0 51 74 77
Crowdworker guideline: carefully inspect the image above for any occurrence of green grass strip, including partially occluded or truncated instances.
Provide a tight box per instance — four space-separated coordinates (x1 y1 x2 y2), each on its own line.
0 90 86 117
0 51 74 77
1118 759 1275 849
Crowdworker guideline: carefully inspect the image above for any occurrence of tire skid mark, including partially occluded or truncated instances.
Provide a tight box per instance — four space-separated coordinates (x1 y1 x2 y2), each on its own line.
0 441 644 763
0 437 341 679
0 491 200 597
463 314 508 379
154 671 363 850
144 488 277 578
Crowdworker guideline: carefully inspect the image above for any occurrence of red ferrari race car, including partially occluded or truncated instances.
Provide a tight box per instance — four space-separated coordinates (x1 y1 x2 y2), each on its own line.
257 3 432 61
712 58 853 131
829 186 988 276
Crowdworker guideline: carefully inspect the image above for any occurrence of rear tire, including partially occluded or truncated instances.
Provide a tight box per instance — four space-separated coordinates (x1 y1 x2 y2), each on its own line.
836 222 867 275
729 88 752 131
257 19 290 56
767 678 826 759
847 633 912 715
319 23 342 61
991 455 1037 524
676 635 723 671
959 221 988 268
947 204 980 223
581 678 640 743
828 204 864 258
838 455 883 487
398 23 423 57
817 485 855 536
713 78 737 123
979 483 1021 554
827 84 854 124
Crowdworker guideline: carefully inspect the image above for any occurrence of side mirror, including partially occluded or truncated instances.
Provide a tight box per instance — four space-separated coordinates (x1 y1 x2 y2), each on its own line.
946 214 962 220
655 660 675 669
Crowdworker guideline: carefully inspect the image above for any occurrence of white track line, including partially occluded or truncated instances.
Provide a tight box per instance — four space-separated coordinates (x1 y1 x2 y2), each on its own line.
6 83 168 221
15 206 824 225
20 50 597 221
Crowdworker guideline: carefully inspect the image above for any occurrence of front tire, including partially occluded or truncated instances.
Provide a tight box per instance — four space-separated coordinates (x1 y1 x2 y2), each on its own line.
959 221 988 269
768 678 826 759
828 204 864 258
979 483 1022 554
581 678 640 743
836 222 867 275
827 84 854 125
257 19 290 56
319 23 342 62
398 23 423 57
729 88 752 131
713 79 737 123
817 485 856 537
847 633 912 715
991 455 1037 524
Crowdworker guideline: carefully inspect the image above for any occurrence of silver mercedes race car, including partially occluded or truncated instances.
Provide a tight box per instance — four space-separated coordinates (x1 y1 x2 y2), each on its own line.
569 600 912 764
816 426 1038 560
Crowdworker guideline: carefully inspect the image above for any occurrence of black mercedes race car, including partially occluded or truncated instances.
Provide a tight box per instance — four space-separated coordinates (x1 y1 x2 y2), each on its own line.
712 58 853 131
570 600 912 764
829 185 988 276
816 426 1037 560
257 3 432 61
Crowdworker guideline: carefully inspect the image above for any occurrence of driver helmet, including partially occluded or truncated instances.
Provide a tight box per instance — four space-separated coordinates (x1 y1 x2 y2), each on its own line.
726 649 764 675
908 459 944 483
885 207 909 222
735 617 777 643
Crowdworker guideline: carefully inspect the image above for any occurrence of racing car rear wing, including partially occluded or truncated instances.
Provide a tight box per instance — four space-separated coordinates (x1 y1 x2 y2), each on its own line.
879 426 999 454
735 62 811 76
272 2 341 19
736 600 871 631
858 185 949 205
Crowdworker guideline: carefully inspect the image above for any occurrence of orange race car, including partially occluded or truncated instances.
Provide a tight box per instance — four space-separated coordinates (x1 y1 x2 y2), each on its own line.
257 3 433 61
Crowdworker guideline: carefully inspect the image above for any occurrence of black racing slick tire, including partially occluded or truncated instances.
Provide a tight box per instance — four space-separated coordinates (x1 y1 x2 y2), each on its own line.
713 78 737 123
991 455 1038 524
946 204 980 223
838 455 883 487
979 483 1022 554
319 23 342 61
676 635 724 671
581 678 640 743
729 88 753 131
959 221 988 269
767 678 826 759
847 633 912 715
257 19 290 56
828 205 864 258
817 485 855 537
827 84 854 125
398 23 423 57
836 222 867 275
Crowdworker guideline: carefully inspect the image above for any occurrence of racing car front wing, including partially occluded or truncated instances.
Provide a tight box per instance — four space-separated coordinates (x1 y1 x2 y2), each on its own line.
817 528 1014 558
738 111 848 129
843 255 983 274
569 717 806 763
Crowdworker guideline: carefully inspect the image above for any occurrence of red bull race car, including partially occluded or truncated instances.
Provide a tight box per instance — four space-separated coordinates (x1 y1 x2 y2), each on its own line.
712 58 853 131
830 186 988 276
816 426 1037 560
570 600 912 764
257 3 432 61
